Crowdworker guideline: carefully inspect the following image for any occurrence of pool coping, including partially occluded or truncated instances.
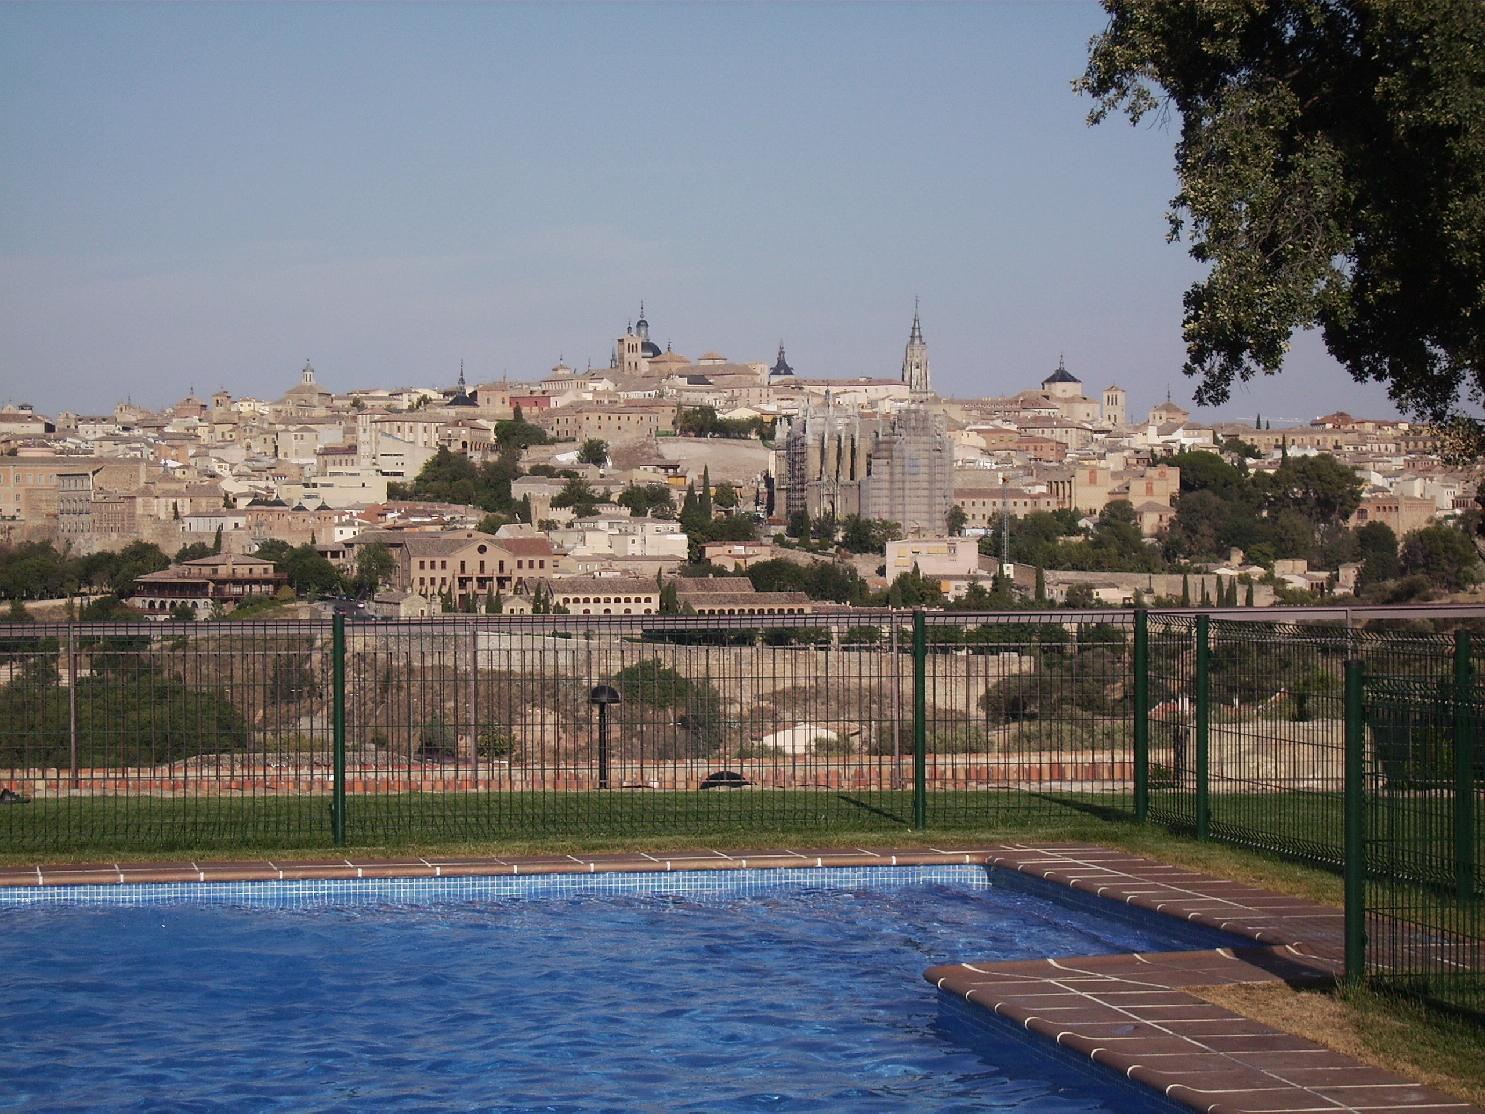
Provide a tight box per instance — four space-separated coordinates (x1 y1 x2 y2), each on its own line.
1 843 1476 1114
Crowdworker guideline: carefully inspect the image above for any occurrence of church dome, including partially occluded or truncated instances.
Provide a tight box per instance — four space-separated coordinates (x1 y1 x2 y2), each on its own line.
1042 355 1080 386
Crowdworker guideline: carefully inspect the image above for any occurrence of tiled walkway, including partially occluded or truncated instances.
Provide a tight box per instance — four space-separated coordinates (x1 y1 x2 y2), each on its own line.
1 842 1475 1113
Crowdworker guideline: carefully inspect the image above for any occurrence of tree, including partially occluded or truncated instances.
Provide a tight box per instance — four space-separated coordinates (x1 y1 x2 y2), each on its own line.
174 542 215 563
712 482 739 512
1080 1 1485 443
946 504 968 536
839 514 901 555
353 542 396 598
786 509 811 540
1400 525 1483 591
1262 455 1363 527
1356 521 1401 586
577 439 609 468
616 483 674 519
551 477 602 518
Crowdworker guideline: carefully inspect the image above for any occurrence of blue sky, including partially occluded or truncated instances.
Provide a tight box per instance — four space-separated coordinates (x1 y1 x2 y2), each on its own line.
0 1 1401 423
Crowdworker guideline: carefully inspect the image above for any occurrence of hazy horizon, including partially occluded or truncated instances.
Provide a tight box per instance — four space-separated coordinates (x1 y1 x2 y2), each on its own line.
0 2 1407 425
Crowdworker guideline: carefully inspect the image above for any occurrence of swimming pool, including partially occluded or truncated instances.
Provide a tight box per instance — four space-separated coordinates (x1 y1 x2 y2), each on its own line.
0 866 1232 1110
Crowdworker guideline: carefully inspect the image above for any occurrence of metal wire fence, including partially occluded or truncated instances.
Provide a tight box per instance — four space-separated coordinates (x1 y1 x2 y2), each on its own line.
1360 656 1483 1019
0 609 1151 855
1 603 1482 1012
1141 613 1482 1017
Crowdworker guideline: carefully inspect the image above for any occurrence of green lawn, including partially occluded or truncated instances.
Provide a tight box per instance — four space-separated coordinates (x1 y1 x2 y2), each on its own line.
0 788 1136 859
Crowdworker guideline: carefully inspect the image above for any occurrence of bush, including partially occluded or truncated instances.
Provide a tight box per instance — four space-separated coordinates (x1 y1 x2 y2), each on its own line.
418 716 456 761
0 664 248 768
810 733 856 756
477 726 515 759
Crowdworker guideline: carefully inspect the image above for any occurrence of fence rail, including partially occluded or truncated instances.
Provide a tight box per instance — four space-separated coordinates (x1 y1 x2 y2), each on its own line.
0 604 1481 1016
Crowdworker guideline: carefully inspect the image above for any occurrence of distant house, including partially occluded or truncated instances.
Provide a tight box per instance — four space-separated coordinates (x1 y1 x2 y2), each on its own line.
129 554 286 618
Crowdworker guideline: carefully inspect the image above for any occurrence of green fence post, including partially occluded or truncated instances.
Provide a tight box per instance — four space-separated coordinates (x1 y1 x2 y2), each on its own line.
1344 658 1366 984
1454 631 1476 904
332 613 347 847
1195 614 1210 840
1133 608 1149 822
912 610 927 831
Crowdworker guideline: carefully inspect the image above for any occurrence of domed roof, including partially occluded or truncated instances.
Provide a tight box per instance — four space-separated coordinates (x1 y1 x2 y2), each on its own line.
640 340 662 359
1042 355 1080 385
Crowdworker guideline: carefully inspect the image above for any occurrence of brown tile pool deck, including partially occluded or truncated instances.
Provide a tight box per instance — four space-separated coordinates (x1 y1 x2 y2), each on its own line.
1 842 1476 1113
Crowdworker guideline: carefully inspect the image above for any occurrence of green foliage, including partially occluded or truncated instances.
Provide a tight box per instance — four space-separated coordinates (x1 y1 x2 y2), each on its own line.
1356 522 1401 587
979 507 1151 572
576 438 609 467
175 542 215 563
743 558 870 605
885 566 943 608
492 415 550 451
1400 524 1483 591
1081 0 1485 443
675 406 768 439
352 541 396 598
611 658 725 757
476 725 515 759
712 481 739 511
980 643 1124 726
677 480 758 561
839 514 902 554
616 483 675 519
253 540 343 598
785 509 811 540
418 716 456 760
946 503 968 536
760 625 831 647
389 445 524 516
552 477 603 518
0 663 248 767
1165 453 1362 565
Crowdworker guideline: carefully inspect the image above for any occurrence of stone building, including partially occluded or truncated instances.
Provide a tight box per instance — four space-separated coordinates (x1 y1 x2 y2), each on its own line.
129 555 286 617
778 399 952 537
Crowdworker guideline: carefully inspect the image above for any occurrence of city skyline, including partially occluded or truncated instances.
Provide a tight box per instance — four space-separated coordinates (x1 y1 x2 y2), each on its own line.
1 2 1404 423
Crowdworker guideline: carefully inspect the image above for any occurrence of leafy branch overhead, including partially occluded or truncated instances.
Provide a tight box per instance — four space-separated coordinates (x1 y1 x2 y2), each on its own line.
1079 0 1485 442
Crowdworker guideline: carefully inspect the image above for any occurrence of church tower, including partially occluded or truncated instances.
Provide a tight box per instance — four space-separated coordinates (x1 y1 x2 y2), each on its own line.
901 300 931 394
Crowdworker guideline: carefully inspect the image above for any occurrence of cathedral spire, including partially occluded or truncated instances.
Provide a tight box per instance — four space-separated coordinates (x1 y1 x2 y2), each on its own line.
901 301 930 394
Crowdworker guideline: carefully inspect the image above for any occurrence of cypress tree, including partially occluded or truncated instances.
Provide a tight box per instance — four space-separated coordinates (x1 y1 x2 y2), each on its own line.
1244 581 1255 607
1180 574 1191 607
1033 566 1046 603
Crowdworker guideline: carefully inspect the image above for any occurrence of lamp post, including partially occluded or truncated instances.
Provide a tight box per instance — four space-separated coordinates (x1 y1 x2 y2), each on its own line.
589 684 621 789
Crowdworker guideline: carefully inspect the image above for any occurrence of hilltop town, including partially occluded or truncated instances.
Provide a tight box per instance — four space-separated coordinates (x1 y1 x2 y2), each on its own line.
1 304 1479 619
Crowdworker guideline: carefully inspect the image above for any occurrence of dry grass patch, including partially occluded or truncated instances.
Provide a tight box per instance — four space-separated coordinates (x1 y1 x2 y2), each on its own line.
1191 982 1485 1107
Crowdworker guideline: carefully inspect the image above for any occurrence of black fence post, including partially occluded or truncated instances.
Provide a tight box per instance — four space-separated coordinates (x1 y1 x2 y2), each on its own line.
1454 631 1476 904
912 610 927 831
1133 608 1149 822
1344 658 1366 984
1195 613 1210 841
332 613 347 847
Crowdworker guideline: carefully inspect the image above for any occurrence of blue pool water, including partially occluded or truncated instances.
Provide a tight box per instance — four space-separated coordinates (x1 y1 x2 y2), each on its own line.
0 867 1225 1111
